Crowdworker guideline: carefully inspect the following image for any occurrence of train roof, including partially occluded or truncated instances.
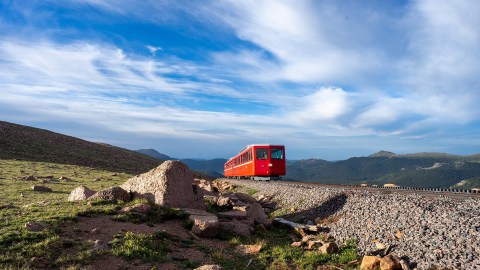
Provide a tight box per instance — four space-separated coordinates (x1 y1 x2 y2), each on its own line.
226 144 285 161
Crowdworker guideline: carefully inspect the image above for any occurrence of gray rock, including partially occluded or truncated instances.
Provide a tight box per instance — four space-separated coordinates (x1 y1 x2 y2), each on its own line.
68 186 96 201
121 160 205 209
190 215 219 238
88 186 130 202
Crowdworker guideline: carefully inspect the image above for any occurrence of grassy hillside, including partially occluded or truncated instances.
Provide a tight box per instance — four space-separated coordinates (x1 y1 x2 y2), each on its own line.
451 177 480 189
0 121 161 174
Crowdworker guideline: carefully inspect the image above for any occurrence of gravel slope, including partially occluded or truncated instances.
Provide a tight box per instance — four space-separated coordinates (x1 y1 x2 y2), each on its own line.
227 179 480 270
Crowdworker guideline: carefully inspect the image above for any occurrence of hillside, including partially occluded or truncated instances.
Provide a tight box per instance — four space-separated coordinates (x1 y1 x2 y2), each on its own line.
286 152 480 188
0 121 162 174
451 177 480 189
136 149 173 160
136 148 226 177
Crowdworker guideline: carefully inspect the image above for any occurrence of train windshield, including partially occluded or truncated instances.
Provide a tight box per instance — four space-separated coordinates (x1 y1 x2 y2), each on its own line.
271 148 284 159
256 148 268 160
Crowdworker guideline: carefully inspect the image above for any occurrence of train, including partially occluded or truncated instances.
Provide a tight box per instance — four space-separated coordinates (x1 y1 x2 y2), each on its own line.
224 144 286 180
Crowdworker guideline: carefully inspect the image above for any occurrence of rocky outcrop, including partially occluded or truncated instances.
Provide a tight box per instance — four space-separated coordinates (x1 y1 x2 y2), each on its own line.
68 186 96 201
121 161 205 210
88 186 130 202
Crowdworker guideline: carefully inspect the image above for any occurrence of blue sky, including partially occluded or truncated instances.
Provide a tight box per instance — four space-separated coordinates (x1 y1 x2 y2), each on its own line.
1 1 480 160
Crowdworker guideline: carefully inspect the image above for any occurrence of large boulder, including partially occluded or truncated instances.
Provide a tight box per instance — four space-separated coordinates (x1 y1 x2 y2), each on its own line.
68 186 96 201
88 186 130 202
121 161 205 210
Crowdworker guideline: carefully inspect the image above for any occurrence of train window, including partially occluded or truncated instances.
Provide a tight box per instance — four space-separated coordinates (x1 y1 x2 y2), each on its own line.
271 148 284 159
256 148 268 160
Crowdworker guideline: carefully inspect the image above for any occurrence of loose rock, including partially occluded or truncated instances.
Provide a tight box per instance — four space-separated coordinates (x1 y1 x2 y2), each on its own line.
68 186 96 201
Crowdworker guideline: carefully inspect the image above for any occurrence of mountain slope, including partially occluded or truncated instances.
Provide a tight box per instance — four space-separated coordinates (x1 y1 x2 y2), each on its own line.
136 149 172 160
0 121 162 174
286 153 480 188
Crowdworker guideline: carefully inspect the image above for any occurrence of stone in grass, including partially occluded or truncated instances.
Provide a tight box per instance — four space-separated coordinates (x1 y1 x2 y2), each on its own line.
318 242 339 254
68 186 96 201
88 186 131 202
31 185 52 192
219 221 252 237
120 204 151 214
93 239 108 251
380 254 402 270
194 265 223 270
190 215 219 238
25 221 50 232
235 244 263 254
360 256 381 270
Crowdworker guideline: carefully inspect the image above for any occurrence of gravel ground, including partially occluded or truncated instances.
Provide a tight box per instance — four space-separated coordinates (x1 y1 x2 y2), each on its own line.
227 179 480 270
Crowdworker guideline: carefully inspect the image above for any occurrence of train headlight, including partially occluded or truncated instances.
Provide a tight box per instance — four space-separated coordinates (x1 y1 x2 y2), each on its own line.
268 163 273 167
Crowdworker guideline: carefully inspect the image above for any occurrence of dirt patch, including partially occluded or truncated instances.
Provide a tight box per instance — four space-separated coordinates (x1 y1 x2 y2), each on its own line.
60 215 229 269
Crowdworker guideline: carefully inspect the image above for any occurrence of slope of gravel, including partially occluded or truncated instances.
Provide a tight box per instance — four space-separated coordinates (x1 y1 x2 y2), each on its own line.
227 179 480 270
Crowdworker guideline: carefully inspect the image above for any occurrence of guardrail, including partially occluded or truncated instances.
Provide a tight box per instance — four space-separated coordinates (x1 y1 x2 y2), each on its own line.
355 185 479 194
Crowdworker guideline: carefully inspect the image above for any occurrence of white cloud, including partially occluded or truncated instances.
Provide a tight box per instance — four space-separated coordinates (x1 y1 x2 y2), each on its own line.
289 87 350 124
146 45 162 55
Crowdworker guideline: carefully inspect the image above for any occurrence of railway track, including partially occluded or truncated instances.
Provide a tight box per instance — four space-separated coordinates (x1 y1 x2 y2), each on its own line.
221 178 480 200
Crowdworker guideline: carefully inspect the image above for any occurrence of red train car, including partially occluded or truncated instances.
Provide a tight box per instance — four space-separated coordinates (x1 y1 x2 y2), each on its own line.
224 144 286 180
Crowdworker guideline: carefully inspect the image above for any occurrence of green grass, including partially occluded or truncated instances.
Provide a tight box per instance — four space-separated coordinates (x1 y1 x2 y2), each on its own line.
0 159 360 269
110 231 170 263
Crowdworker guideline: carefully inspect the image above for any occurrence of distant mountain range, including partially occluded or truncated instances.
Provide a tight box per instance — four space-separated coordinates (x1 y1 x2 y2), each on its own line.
134 149 226 178
138 149 480 189
286 151 480 189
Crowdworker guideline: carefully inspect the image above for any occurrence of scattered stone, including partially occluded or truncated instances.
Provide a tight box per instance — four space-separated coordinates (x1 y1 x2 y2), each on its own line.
219 221 252 237
25 221 50 232
27 257 49 269
306 240 322 250
59 176 74 182
217 210 247 220
194 265 222 270
246 202 271 226
394 231 404 239
190 215 219 238
93 239 108 251
318 242 339 254
88 186 130 202
120 204 151 214
68 186 96 201
31 185 52 192
235 244 263 254
360 256 381 270
291 241 303 247
216 196 232 207
375 242 386 250
234 192 257 204
121 160 205 209
379 254 402 270
91 228 100 234
182 208 216 217
198 179 214 192
23 175 37 181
